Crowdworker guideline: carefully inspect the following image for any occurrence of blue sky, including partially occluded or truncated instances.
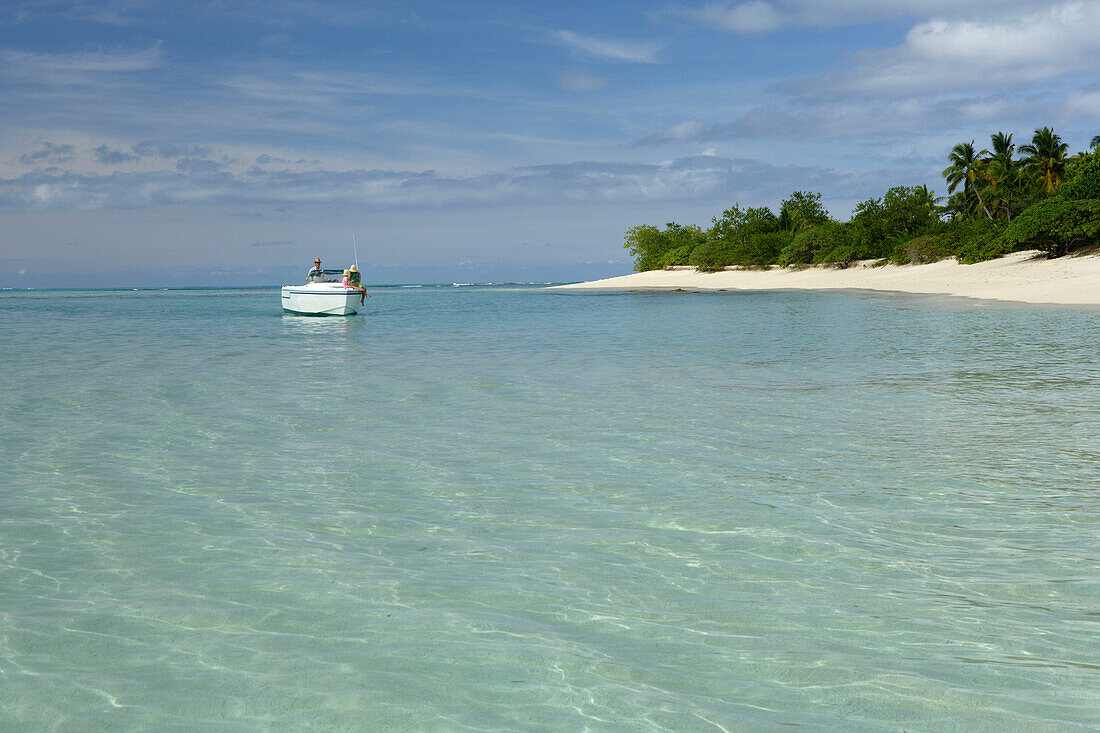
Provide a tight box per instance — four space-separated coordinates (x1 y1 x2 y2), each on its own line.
2 0 1099 286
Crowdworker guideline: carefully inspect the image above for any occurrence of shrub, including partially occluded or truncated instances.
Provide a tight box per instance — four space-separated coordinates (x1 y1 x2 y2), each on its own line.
624 225 663 271
729 231 790 267
848 186 941 259
889 219 1006 264
624 222 707 271
688 240 736 272
1002 198 1100 257
956 237 1013 264
778 231 814 266
948 218 1011 264
778 222 849 266
778 191 829 233
658 244 694 268
1060 151 1100 200
709 205 777 240
893 234 956 264
811 224 859 265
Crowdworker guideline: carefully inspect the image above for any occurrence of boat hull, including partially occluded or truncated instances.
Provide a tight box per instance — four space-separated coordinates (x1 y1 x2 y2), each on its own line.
281 286 361 315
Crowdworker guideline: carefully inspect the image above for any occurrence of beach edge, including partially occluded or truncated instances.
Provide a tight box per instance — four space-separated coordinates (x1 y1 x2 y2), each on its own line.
550 250 1100 306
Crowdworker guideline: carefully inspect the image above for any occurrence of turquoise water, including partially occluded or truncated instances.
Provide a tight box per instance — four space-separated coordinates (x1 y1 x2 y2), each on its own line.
1 286 1098 731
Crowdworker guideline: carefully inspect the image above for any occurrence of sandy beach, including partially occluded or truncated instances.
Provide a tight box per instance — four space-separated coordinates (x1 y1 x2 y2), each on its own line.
554 250 1100 305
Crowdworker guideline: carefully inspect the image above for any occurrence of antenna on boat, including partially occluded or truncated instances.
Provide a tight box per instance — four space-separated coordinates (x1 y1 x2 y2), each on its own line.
352 234 359 269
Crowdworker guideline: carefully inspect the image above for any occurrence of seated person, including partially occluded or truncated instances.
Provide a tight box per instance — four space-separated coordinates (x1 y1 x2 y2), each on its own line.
344 265 370 305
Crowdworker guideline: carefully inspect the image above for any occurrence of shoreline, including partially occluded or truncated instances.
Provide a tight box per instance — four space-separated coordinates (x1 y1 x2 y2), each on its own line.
552 250 1100 306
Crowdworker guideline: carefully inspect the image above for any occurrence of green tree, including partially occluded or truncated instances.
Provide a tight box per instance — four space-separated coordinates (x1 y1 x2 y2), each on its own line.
913 184 944 216
700 204 779 266
622 123 1095 272
1019 126 1069 193
982 131 1022 221
848 186 941 259
1091 135 1100 150
690 230 790 270
689 238 744 272
660 223 707 267
1002 198 1100 257
731 231 790 267
953 219 1016 264
943 141 992 219
709 204 777 240
989 131 1015 162
624 224 667 271
685 203 789 270
777 191 829 233
624 222 707 271
778 221 852 266
894 218 1000 264
1059 150 1100 201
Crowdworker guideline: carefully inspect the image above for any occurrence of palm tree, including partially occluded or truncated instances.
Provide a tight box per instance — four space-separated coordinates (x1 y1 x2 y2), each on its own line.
985 132 1016 189
913 184 944 216
1091 134 1100 150
1019 126 1069 193
943 141 992 219
776 206 794 233
988 132 1015 167
984 132 1018 221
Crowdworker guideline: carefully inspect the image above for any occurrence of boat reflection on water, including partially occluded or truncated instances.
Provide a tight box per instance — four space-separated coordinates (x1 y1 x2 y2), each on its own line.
280 309 366 337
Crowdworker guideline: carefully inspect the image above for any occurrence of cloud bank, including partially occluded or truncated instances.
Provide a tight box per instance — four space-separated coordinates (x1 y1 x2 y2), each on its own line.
1 152 862 212
798 1 1100 97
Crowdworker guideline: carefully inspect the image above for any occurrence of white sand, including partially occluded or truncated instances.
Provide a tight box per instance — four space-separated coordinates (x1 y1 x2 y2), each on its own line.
553 251 1100 305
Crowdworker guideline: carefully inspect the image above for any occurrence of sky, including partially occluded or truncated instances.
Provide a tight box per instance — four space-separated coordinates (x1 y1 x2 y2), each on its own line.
2 0 1099 287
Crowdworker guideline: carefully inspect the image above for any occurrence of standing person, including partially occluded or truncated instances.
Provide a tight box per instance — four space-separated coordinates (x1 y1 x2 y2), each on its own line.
347 265 369 305
308 257 323 282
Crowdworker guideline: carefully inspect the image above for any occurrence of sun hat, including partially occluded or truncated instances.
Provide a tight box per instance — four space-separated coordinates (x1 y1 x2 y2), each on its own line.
350 265 358 272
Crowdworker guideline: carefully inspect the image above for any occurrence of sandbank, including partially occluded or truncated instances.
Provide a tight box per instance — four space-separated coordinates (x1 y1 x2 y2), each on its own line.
553 251 1100 306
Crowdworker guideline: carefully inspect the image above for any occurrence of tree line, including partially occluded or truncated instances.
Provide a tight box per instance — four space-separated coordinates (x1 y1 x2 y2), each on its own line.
625 128 1100 272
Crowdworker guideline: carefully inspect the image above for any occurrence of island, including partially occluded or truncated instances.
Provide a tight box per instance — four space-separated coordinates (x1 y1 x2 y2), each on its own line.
558 127 1100 305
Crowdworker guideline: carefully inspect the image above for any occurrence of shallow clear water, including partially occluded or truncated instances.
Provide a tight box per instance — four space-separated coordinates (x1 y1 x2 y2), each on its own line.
1 286 1098 731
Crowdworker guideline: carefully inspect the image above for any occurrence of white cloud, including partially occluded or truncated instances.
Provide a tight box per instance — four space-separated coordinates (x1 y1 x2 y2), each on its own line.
637 119 707 144
559 71 607 92
788 2 1100 96
634 94 1050 146
0 155 856 213
1 43 163 78
6 1 414 29
1064 87 1100 118
792 0 1046 26
552 30 660 63
905 3 1098 72
218 74 336 105
958 99 1011 122
669 0 1059 32
683 2 786 33
218 69 499 107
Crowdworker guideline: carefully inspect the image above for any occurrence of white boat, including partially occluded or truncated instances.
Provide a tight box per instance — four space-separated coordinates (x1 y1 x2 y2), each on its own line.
281 269 362 315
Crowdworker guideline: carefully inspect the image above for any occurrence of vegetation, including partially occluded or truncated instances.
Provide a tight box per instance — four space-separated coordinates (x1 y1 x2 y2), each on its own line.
624 127 1100 272
1001 198 1100 258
